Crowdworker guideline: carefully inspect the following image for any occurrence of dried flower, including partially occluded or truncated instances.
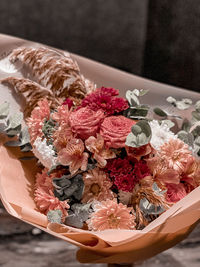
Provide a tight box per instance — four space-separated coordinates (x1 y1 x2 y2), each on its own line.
87 199 136 231
166 183 187 203
58 138 88 174
126 143 154 161
82 168 114 203
85 134 116 167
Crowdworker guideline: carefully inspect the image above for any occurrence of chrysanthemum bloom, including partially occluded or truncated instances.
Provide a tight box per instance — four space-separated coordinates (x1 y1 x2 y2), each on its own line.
100 116 136 148
82 168 114 203
58 138 88 174
85 134 116 167
126 143 154 161
147 156 180 184
87 199 136 231
149 120 177 150
160 139 193 174
32 137 57 169
69 107 105 139
166 183 187 203
27 98 50 143
34 169 69 219
80 87 129 115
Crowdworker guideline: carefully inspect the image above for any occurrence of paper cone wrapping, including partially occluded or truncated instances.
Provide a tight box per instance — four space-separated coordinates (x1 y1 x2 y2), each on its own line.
0 34 199 264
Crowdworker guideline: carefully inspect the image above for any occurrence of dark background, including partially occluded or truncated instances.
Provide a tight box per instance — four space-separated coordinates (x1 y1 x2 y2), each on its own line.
0 0 199 92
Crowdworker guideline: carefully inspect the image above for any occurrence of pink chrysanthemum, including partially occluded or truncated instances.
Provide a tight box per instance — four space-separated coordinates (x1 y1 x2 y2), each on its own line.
80 87 129 115
85 134 116 168
160 139 193 174
58 138 88 174
82 168 114 203
27 99 50 143
87 199 136 231
166 183 187 203
34 169 69 219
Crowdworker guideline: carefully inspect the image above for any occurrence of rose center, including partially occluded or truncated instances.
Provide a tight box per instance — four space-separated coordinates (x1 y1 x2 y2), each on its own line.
90 183 100 195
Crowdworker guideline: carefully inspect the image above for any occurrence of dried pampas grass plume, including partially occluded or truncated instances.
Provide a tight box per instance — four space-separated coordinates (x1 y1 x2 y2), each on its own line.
1 77 62 118
9 47 95 99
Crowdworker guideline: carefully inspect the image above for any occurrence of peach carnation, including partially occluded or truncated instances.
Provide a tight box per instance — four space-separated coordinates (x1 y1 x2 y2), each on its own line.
87 199 136 231
34 169 69 219
100 115 136 148
27 98 50 143
58 138 88 174
160 139 193 174
69 107 105 139
82 168 114 203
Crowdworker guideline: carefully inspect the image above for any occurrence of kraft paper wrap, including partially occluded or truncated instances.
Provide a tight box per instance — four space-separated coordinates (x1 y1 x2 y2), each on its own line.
0 34 199 264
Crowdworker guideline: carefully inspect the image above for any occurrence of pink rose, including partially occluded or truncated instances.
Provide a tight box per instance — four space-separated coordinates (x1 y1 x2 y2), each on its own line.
100 116 136 148
69 107 105 139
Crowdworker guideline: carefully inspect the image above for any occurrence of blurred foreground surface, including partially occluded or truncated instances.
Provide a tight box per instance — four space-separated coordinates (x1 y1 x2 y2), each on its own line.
0 201 200 267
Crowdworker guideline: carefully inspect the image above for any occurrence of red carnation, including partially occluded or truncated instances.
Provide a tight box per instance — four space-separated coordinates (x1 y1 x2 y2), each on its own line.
133 160 151 182
80 87 129 115
114 173 135 192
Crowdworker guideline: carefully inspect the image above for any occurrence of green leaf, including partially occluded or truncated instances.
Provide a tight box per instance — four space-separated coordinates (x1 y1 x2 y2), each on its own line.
181 119 191 132
129 107 149 117
138 89 149 96
126 90 140 106
47 210 62 224
19 126 30 145
131 124 142 135
139 198 165 215
0 102 10 119
177 130 194 147
192 111 200 121
7 112 23 129
153 107 167 117
166 96 176 104
20 144 32 152
161 120 175 129
195 100 200 112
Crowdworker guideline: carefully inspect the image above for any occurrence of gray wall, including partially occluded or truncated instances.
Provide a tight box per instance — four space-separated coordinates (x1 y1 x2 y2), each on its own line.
0 0 200 92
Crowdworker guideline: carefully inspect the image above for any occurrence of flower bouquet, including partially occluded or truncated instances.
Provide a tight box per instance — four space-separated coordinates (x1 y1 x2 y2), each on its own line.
0 34 199 264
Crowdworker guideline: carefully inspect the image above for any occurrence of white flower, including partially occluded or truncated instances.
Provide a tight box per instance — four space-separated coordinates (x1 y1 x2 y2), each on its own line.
118 190 133 205
149 120 177 150
32 137 57 169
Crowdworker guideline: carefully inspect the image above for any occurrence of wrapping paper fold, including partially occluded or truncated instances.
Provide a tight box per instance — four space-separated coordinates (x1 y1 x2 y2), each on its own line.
0 34 200 264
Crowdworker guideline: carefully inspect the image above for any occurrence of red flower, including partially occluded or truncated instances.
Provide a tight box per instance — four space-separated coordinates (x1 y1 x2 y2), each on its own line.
133 160 151 182
69 107 105 139
106 158 133 178
62 98 73 109
114 173 135 192
80 87 129 115
166 183 187 203
100 116 136 148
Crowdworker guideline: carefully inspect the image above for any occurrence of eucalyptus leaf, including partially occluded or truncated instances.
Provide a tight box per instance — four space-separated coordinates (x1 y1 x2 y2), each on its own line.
126 90 140 106
192 111 200 121
166 96 176 104
47 210 62 224
181 119 191 132
177 130 194 147
139 198 165 215
6 125 22 136
7 112 23 129
5 140 21 147
195 100 200 112
138 89 149 96
0 102 9 119
19 126 30 145
0 122 6 133
20 144 32 152
161 120 175 129
129 107 149 117
153 107 167 117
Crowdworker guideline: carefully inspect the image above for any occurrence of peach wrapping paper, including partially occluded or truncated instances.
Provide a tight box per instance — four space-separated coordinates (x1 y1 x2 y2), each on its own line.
0 34 200 264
